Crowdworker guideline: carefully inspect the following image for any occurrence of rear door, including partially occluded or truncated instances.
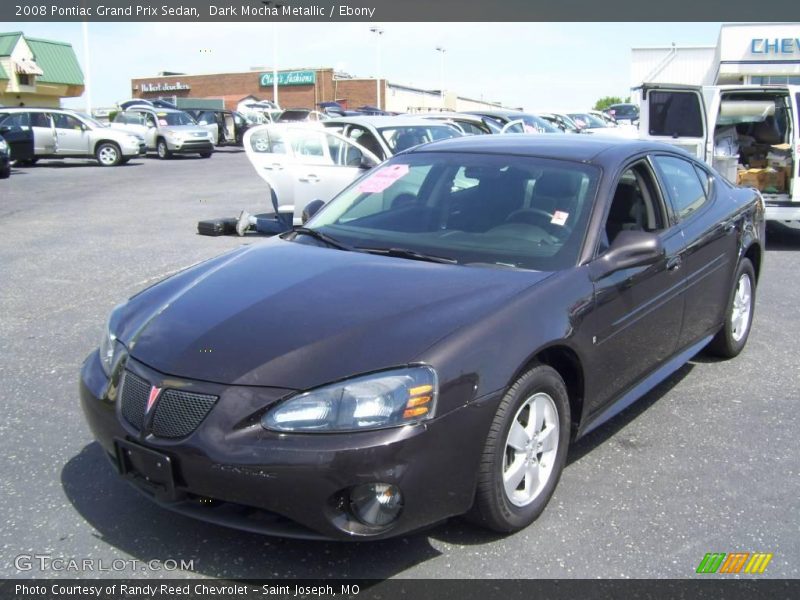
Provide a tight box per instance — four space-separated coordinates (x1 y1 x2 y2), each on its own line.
639 84 709 160
790 86 800 201
194 111 219 144
30 111 57 155
0 112 34 161
244 124 380 224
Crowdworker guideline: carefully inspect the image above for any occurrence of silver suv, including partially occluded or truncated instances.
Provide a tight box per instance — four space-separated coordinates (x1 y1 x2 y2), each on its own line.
112 107 214 159
0 108 145 167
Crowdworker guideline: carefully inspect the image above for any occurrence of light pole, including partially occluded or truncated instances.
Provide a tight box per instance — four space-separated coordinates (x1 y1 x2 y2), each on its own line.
369 26 384 110
272 22 279 108
81 21 91 114
435 46 446 108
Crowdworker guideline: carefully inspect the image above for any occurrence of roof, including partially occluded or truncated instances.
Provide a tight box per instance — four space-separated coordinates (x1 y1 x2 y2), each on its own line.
25 37 83 85
413 134 691 164
324 116 455 127
0 32 23 57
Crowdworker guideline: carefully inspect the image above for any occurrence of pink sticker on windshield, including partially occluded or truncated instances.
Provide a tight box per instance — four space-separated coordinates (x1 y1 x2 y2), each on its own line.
357 164 410 193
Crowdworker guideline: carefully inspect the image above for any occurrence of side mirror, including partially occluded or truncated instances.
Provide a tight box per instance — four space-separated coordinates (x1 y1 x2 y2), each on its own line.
0 125 10 134
589 230 665 281
301 199 326 224
199 120 208 125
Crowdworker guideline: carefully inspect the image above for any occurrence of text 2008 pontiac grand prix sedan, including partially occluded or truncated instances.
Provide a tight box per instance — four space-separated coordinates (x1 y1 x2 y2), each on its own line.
80 136 764 540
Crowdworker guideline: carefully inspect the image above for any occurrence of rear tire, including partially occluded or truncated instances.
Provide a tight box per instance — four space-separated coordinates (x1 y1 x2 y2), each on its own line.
468 364 570 533
95 142 121 167
707 258 756 358
156 139 171 159
199 152 212 158
0 165 10 179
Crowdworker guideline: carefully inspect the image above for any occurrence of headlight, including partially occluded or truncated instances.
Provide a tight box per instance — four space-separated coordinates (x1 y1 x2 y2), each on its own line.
262 366 438 433
98 305 125 377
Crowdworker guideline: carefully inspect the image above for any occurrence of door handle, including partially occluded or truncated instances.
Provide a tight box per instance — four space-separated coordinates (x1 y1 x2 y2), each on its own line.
723 222 736 234
299 174 320 183
666 256 682 272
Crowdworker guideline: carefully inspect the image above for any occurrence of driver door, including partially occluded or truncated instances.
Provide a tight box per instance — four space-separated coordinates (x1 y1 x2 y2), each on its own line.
244 124 380 225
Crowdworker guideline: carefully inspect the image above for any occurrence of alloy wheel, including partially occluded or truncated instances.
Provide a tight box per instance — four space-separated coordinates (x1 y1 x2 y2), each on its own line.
502 392 559 507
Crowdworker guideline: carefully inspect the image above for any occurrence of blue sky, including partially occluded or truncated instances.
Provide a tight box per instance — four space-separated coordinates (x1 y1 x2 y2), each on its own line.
8 22 724 110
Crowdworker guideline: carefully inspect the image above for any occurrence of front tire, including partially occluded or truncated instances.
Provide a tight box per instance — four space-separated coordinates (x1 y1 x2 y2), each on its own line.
156 139 172 159
95 142 121 167
468 364 570 533
0 165 10 179
707 257 756 358
199 152 212 158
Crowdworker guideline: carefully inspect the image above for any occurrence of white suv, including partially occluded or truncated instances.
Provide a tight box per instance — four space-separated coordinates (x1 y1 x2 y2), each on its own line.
0 108 145 167
112 107 214 159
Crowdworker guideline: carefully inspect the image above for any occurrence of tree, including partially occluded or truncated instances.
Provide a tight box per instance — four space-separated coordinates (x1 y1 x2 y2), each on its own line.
593 96 629 111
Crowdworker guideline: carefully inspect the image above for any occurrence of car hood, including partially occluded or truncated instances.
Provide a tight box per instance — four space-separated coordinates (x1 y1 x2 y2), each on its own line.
118 239 549 389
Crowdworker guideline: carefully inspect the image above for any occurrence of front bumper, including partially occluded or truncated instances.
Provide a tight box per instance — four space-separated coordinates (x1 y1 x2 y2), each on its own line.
166 139 214 154
79 351 497 540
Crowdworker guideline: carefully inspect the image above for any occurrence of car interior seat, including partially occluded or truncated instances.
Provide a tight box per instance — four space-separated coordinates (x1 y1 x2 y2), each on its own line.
605 183 645 245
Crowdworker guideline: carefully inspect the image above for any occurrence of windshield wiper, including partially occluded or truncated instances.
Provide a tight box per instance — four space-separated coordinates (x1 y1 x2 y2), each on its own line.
356 246 458 264
290 227 353 251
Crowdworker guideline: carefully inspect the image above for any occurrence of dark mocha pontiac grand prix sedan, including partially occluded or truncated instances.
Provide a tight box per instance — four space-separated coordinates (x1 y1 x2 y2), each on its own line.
80 136 764 540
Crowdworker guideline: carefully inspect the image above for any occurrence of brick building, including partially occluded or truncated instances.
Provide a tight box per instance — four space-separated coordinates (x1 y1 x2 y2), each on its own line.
130 67 505 113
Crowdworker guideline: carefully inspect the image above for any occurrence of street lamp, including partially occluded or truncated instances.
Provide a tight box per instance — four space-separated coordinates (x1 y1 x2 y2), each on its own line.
435 46 446 108
369 26 385 110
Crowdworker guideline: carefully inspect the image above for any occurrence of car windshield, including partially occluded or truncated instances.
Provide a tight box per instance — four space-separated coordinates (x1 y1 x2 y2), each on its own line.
305 152 600 271
157 112 196 126
609 105 638 118
76 113 106 128
569 113 607 128
278 110 311 121
519 114 560 133
378 125 462 153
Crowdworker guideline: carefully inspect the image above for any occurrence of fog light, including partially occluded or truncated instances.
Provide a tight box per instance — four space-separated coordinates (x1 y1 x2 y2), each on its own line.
350 483 403 527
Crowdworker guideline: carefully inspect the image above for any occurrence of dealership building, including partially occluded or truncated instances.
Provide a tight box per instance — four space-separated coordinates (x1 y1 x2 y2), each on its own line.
631 22 800 99
130 67 508 114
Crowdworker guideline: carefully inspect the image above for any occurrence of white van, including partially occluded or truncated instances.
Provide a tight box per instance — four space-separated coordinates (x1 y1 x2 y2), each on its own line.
639 84 800 221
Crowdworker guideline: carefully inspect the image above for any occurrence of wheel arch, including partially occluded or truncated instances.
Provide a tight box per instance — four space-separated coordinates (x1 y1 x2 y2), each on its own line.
510 343 585 438
743 242 762 283
92 139 121 154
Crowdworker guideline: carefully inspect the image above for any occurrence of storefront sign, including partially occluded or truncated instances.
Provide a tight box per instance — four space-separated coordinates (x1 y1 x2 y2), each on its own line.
259 70 316 87
140 82 191 92
750 38 800 55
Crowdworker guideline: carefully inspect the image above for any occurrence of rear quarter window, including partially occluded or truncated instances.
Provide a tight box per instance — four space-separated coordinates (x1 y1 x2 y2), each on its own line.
648 91 704 138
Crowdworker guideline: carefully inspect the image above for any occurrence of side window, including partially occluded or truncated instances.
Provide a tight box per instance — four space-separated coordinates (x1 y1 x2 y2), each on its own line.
601 162 666 253
30 112 51 128
0 112 30 128
346 126 385 160
694 164 711 197
648 91 704 137
653 155 708 220
53 114 83 130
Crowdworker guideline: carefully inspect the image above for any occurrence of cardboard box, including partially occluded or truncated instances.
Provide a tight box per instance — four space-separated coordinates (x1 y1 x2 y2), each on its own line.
737 167 785 193
748 158 767 169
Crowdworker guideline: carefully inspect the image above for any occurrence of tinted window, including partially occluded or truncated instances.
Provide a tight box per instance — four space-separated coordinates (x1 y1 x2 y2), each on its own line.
308 152 600 271
653 155 707 220
601 163 666 252
378 125 460 153
53 114 83 130
30 112 51 128
0 112 29 128
648 91 703 137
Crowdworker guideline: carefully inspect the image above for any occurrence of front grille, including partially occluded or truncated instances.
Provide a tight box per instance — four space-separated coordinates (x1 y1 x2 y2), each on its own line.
151 389 218 438
120 371 150 430
119 370 218 438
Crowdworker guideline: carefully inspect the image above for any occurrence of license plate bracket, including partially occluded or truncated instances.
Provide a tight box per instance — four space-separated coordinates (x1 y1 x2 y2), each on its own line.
115 438 178 502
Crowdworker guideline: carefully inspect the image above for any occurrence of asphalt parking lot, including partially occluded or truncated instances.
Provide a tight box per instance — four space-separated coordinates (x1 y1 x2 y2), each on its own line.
1 148 798 580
